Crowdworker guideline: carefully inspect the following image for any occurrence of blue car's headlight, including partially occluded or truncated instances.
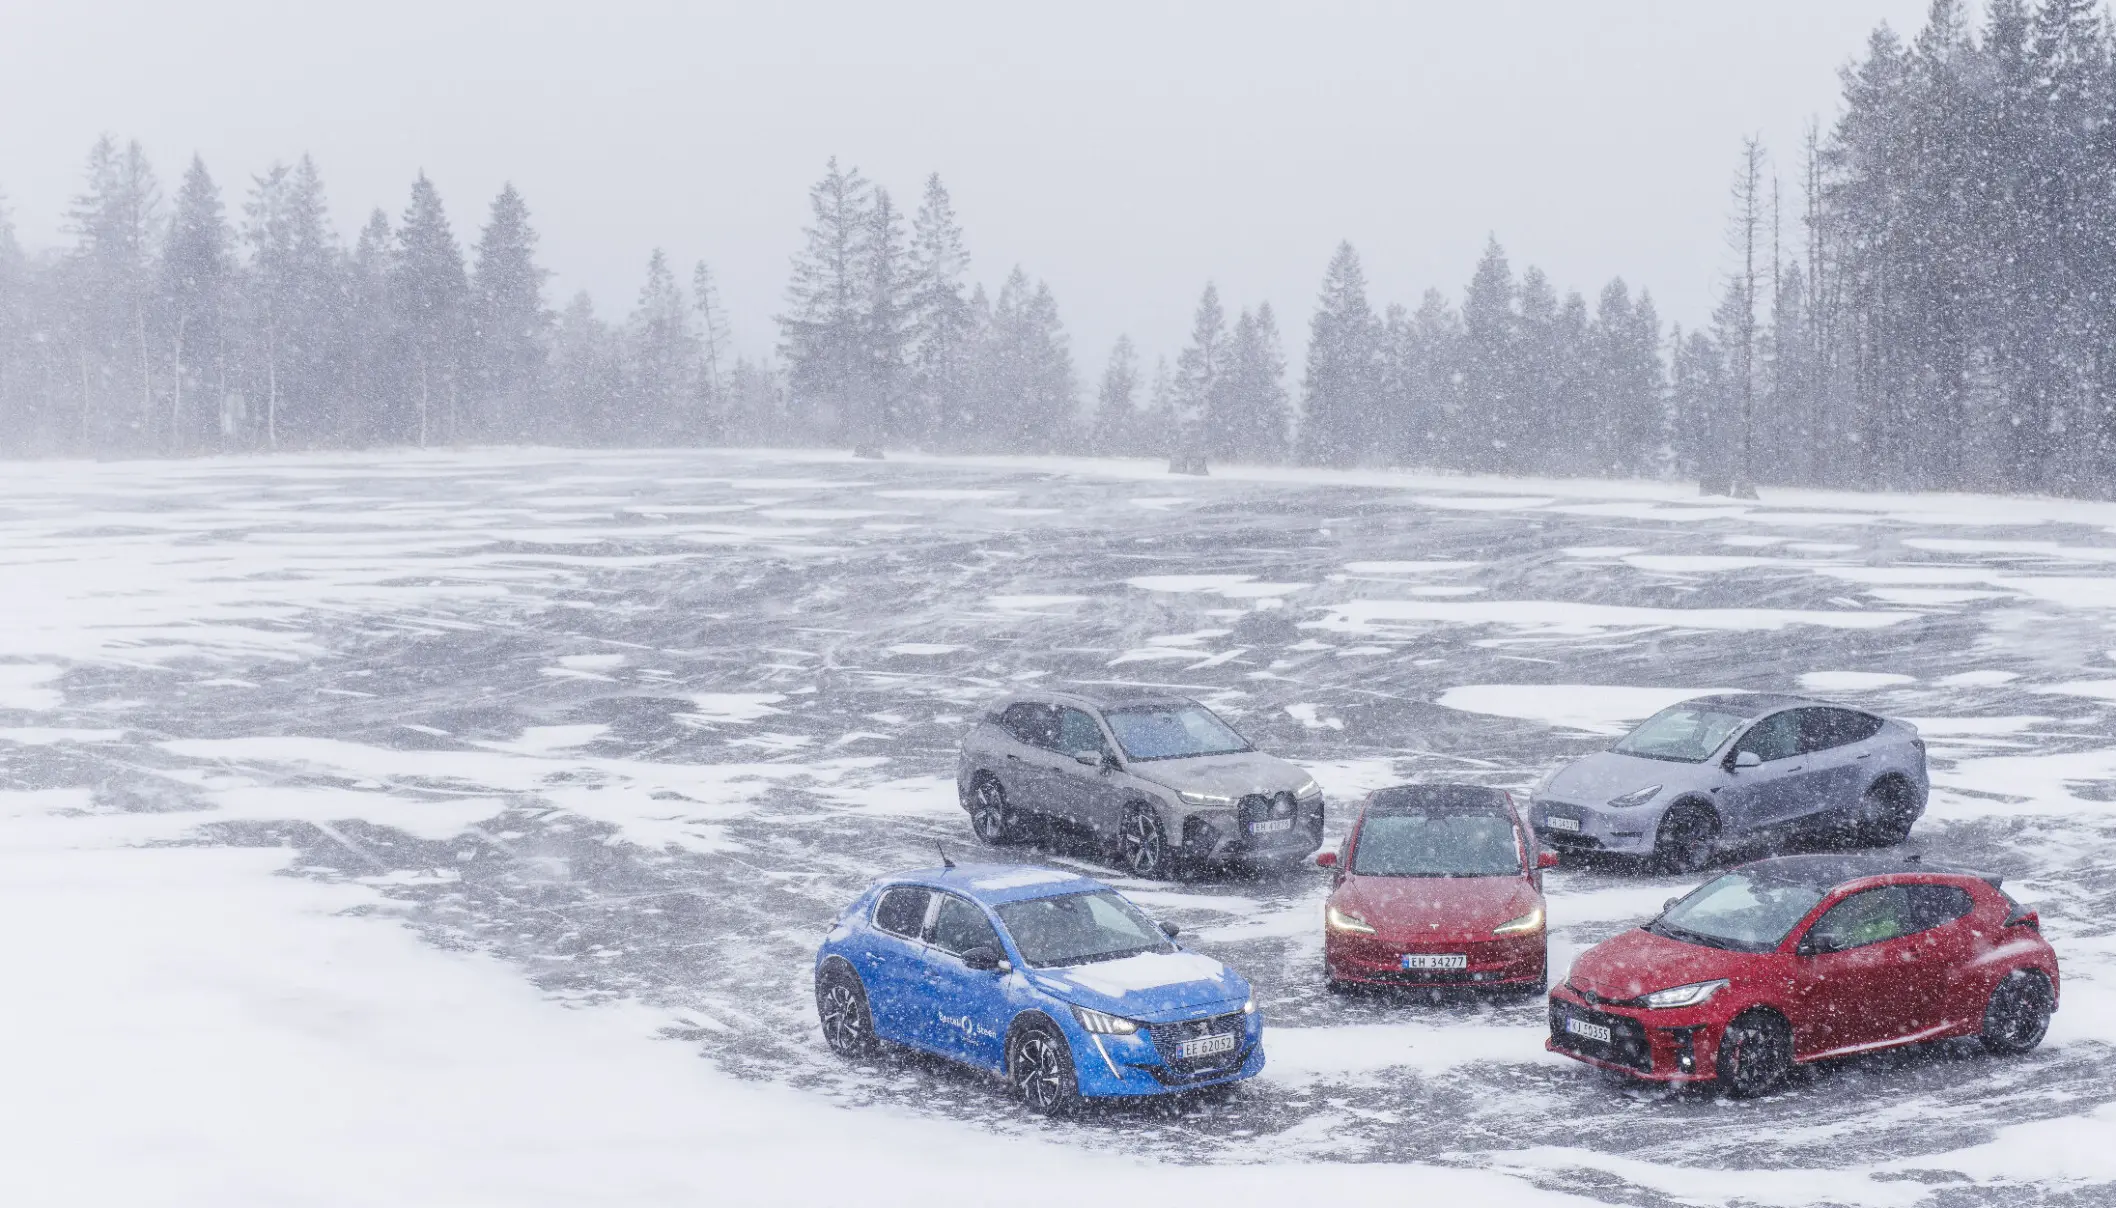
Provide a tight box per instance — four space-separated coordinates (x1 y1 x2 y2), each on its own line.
1073 1006 1141 1035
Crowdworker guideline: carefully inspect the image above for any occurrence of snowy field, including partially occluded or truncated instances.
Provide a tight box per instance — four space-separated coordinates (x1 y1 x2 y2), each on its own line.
3 447 2115 1207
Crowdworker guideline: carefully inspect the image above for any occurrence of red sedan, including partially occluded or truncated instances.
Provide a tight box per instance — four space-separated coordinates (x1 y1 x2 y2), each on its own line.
1548 854 2060 1096
1320 785 1555 991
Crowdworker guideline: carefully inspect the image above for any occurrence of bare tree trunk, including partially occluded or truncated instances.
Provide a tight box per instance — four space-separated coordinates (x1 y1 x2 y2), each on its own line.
170 317 186 455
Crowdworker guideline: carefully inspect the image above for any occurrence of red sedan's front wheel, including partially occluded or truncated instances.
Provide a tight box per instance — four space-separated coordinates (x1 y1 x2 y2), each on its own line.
1714 1013 1792 1098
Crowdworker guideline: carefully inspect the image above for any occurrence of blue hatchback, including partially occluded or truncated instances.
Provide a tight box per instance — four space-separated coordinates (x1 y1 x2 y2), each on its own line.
814 862 1264 1112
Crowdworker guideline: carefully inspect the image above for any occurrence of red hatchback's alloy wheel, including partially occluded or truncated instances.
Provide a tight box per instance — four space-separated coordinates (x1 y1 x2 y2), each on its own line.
1714 1012 1792 1098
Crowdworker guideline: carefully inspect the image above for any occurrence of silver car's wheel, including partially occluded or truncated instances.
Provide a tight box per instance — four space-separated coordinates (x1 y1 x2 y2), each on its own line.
1860 778 1919 846
1120 804 1170 879
1653 805 1717 875
970 776 1017 845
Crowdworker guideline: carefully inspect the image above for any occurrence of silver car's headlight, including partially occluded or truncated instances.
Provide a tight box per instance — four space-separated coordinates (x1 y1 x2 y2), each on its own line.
1178 789 1236 806
1639 979 1729 1009
1606 784 1663 809
1294 777 1322 799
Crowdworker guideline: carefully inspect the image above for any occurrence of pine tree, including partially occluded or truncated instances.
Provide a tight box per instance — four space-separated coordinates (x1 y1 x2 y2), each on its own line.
1299 242 1380 467
1217 303 1289 463
158 156 230 453
861 187 911 455
625 250 694 442
468 183 548 441
907 173 973 448
242 157 338 449
1458 236 1516 473
0 188 25 453
393 172 468 446
1170 283 1226 473
1090 335 1140 455
780 157 873 452
346 210 399 445
66 136 161 450
692 261 731 438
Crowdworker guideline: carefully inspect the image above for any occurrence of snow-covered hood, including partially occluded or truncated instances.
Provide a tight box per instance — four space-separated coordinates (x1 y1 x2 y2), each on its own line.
1026 950 1250 1020
1544 750 1703 805
1131 750 1309 802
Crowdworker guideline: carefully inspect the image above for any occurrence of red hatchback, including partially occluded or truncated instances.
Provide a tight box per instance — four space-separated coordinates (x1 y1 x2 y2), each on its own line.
1320 785 1555 991
1549 854 2060 1096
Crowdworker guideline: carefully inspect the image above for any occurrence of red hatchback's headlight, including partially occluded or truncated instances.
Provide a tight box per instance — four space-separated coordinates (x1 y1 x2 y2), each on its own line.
1637 979 1729 1009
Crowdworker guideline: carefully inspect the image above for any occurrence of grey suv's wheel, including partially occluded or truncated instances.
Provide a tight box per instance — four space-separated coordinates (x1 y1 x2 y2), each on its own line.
1119 803 1172 879
1860 777 1920 846
969 775 1019 845
1007 1018 1080 1114
815 961 878 1059
1715 1012 1791 1098
1654 804 1718 875
1980 970 2055 1056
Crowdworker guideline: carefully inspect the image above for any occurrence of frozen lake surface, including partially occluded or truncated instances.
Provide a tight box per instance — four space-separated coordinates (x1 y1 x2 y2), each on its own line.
3 448 2113 1206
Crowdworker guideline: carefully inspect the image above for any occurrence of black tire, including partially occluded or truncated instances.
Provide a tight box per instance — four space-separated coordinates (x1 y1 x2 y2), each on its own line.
1859 777 1920 846
1715 1011 1792 1098
969 775 1019 846
1007 1018 1081 1115
1980 970 2055 1056
1119 803 1173 879
1654 804 1718 875
815 961 878 1059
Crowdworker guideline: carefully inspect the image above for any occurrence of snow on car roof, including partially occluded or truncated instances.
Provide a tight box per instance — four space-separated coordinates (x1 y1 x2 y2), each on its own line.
886 863 1106 904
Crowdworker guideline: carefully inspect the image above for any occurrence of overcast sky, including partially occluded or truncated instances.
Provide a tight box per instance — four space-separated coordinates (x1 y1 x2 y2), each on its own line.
2 0 1934 374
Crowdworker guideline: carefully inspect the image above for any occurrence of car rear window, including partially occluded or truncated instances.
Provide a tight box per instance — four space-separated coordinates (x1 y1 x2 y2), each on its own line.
872 886 932 938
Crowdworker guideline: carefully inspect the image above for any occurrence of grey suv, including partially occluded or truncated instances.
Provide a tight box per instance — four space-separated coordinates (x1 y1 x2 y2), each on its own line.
956 690 1324 878
1529 693 1928 873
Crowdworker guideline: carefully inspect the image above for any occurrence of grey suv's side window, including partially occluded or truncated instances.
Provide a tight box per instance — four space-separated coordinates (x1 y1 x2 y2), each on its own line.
1056 708 1109 757
1735 710 1803 763
1800 708 1883 753
1000 702 1059 750
873 886 933 939
927 893 1001 956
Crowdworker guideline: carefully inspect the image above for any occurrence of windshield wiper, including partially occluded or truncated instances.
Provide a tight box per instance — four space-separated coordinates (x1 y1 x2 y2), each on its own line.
1647 920 1743 951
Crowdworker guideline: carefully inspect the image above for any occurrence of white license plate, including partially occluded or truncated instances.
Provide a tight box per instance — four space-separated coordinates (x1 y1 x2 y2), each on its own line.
1401 953 1468 971
1249 818 1294 835
1176 1032 1238 1059
1547 816 1581 833
1565 1017 1612 1044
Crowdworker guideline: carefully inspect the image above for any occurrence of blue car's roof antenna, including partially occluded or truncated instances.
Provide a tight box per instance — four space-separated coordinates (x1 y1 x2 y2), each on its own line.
936 840 956 871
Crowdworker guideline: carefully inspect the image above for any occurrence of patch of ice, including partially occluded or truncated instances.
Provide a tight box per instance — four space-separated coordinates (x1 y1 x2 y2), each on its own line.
1412 494 1557 511
1438 685 1744 734
1261 1023 1560 1085
1798 671 1914 692
0 727 123 745
1285 703 1344 731
0 664 64 711
986 595 1087 612
687 693 786 724
887 643 963 656
1623 554 1779 573
1127 575 1307 598
1342 561 1480 574
1562 546 1642 557
872 488 1011 501
813 775 958 816
1939 670 2020 687
490 725 610 755
1310 598 1913 635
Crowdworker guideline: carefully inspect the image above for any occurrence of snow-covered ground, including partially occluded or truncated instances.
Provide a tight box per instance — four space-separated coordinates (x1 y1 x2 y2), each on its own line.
3 447 2114 1206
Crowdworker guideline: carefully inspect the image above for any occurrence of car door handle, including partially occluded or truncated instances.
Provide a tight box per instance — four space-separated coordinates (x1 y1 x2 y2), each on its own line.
1006 754 1021 761
1856 752 1872 759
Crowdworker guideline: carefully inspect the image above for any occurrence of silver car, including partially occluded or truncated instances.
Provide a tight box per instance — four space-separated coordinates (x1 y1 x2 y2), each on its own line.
1528 694 1928 873
956 690 1324 878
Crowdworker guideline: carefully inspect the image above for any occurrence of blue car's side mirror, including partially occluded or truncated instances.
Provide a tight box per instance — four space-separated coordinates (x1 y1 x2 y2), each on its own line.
959 945 1007 973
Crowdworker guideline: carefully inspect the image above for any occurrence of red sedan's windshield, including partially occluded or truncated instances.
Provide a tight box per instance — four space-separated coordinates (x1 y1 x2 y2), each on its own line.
1651 873 1825 952
1352 812 1522 877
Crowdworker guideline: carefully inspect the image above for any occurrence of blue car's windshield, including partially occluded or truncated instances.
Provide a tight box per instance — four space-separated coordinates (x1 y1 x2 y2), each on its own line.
1103 705 1250 761
995 890 1175 968
1648 873 1824 953
1353 813 1522 877
1614 705 1747 763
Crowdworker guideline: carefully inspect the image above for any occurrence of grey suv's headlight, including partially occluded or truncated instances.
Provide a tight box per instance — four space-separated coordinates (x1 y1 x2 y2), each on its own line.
1178 790 1236 806
1073 1006 1141 1035
1639 979 1729 1009
1294 777 1322 799
1606 784 1662 809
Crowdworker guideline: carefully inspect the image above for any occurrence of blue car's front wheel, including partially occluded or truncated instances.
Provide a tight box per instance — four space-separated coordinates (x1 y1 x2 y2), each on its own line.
816 961 878 1059
1007 1018 1081 1115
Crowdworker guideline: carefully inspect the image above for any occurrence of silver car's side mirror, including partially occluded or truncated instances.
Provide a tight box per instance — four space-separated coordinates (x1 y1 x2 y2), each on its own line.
1734 750 1762 770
